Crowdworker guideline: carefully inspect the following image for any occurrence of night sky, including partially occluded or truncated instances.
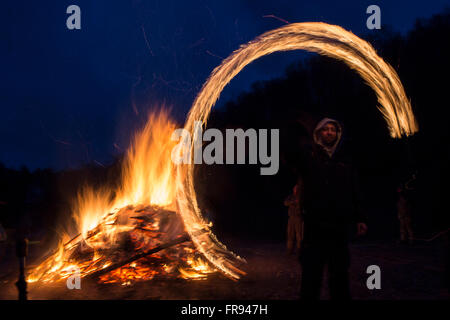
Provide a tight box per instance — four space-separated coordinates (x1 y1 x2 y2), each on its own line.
1 0 448 170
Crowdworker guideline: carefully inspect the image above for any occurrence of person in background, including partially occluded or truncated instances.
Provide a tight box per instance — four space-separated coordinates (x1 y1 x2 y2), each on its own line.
284 180 304 255
0 221 7 262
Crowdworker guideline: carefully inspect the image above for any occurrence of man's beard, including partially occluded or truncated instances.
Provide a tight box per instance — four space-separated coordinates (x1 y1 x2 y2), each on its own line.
322 137 336 147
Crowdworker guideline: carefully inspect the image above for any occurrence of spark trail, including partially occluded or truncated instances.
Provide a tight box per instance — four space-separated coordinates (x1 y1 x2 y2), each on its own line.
176 22 418 279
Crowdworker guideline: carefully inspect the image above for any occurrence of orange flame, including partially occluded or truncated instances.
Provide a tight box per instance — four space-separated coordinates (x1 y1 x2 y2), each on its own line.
28 109 216 284
76 110 178 238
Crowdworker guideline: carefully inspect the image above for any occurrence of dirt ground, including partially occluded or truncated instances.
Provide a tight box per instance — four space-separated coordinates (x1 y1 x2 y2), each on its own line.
0 238 448 300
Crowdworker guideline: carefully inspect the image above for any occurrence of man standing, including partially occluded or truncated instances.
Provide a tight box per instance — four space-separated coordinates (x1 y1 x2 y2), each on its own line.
299 118 367 300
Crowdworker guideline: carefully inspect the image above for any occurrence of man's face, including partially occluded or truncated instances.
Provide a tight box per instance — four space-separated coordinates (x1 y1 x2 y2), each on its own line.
319 122 338 147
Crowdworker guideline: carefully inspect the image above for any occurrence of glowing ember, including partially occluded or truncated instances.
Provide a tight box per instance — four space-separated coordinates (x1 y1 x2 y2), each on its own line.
179 256 216 280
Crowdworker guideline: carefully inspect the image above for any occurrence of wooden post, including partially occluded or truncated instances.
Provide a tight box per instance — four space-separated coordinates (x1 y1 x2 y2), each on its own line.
15 238 28 301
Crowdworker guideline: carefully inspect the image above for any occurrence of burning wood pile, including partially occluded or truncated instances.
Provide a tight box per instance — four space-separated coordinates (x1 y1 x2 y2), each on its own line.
28 204 216 285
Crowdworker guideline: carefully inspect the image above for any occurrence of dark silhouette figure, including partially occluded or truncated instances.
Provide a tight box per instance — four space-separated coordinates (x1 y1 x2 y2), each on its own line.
284 181 304 254
298 118 367 300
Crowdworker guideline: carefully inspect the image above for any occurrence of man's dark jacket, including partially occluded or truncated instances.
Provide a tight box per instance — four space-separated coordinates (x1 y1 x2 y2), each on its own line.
299 119 366 243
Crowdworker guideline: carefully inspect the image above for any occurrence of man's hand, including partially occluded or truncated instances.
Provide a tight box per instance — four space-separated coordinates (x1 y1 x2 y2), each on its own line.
357 223 368 236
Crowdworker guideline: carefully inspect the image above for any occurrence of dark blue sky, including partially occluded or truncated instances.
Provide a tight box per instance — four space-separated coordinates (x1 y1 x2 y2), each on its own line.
1 0 448 170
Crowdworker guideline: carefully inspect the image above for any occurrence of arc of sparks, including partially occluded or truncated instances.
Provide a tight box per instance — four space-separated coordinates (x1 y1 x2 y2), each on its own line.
176 22 418 279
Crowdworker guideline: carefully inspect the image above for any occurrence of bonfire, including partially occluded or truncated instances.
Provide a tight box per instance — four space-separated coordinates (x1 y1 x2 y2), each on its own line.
28 110 218 285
